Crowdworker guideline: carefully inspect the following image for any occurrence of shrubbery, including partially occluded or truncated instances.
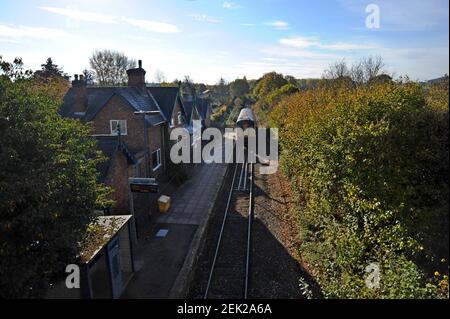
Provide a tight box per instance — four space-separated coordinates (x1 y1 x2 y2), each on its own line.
270 81 449 298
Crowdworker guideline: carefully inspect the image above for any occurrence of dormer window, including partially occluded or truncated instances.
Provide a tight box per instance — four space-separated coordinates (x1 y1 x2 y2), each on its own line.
110 120 127 135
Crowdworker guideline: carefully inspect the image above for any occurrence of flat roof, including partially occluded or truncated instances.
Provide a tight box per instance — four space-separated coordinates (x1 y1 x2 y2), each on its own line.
79 215 132 264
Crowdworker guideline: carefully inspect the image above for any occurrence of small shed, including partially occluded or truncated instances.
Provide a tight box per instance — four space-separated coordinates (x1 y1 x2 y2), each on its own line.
46 215 135 299
79 215 135 299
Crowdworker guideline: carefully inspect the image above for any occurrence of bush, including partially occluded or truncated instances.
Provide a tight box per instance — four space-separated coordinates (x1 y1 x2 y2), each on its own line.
270 82 449 298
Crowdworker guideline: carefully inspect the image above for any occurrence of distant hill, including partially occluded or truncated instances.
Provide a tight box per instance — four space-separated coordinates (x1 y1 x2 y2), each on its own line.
425 75 449 85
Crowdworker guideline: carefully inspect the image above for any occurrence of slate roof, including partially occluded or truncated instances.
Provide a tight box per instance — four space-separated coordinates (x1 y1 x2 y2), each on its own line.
95 136 137 182
183 100 194 123
60 86 166 126
195 98 210 120
182 97 210 123
147 86 186 122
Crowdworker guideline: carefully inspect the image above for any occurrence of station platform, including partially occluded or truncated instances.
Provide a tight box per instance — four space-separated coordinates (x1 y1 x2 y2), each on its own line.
121 161 227 298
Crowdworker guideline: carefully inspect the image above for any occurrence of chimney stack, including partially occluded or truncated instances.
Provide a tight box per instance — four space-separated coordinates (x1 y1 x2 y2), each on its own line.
127 59 146 92
72 74 87 114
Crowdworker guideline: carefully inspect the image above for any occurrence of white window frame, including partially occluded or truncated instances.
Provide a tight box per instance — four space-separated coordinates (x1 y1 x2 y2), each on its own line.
110 120 127 135
152 148 162 171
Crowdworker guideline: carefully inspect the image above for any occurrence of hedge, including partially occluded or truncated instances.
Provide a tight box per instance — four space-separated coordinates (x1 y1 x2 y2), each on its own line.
269 82 449 298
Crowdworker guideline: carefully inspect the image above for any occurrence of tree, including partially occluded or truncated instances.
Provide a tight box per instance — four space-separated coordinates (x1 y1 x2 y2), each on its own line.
230 77 250 98
214 77 229 104
154 69 166 84
82 69 95 86
196 83 207 95
34 57 69 81
284 75 298 86
361 56 385 82
324 56 387 85
89 50 136 86
0 57 111 298
181 75 196 96
252 72 288 99
270 82 449 298
323 59 350 80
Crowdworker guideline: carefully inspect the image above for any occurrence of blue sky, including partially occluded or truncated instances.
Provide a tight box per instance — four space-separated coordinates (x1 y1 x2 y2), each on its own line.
0 0 448 83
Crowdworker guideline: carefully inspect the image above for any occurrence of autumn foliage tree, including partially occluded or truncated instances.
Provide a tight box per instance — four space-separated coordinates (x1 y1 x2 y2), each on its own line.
269 81 449 298
230 77 250 98
0 57 111 298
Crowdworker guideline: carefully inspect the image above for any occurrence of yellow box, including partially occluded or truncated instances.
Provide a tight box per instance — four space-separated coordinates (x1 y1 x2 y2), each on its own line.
158 195 171 213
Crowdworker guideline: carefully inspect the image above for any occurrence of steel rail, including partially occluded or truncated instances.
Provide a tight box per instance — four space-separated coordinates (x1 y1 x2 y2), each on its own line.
203 163 239 299
244 162 254 299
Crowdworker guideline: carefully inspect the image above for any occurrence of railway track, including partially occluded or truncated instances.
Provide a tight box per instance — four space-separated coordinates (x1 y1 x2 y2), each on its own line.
203 161 254 299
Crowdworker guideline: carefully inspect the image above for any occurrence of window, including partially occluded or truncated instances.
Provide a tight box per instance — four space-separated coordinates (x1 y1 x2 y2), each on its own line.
110 120 127 135
152 149 162 171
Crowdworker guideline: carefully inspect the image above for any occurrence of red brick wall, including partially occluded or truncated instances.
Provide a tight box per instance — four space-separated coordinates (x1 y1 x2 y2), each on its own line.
91 95 145 152
91 93 164 175
91 94 165 214
105 150 131 214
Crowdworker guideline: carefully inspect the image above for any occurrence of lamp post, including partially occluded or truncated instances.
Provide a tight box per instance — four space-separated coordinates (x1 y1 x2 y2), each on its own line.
134 110 161 177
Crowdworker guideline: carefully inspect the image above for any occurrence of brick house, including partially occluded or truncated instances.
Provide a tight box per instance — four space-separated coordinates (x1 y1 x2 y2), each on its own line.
147 86 188 131
59 60 168 214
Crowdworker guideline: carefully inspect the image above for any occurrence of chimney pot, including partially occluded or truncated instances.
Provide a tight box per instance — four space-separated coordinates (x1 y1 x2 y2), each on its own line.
74 74 79 81
79 74 84 81
138 60 142 68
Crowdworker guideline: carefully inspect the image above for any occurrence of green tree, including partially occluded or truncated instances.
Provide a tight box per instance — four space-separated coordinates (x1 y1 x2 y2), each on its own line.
0 57 111 298
34 57 69 81
252 71 288 99
230 77 250 98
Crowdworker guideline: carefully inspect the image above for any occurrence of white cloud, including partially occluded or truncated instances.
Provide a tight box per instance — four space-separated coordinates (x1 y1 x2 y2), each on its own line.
279 36 319 48
38 6 116 24
0 23 68 40
262 46 338 60
265 20 290 30
279 36 376 51
192 14 222 24
223 1 240 9
122 17 180 33
241 23 256 27
320 42 376 50
38 6 180 33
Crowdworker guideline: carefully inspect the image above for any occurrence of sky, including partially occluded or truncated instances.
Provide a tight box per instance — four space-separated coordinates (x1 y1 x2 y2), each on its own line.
0 0 448 84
